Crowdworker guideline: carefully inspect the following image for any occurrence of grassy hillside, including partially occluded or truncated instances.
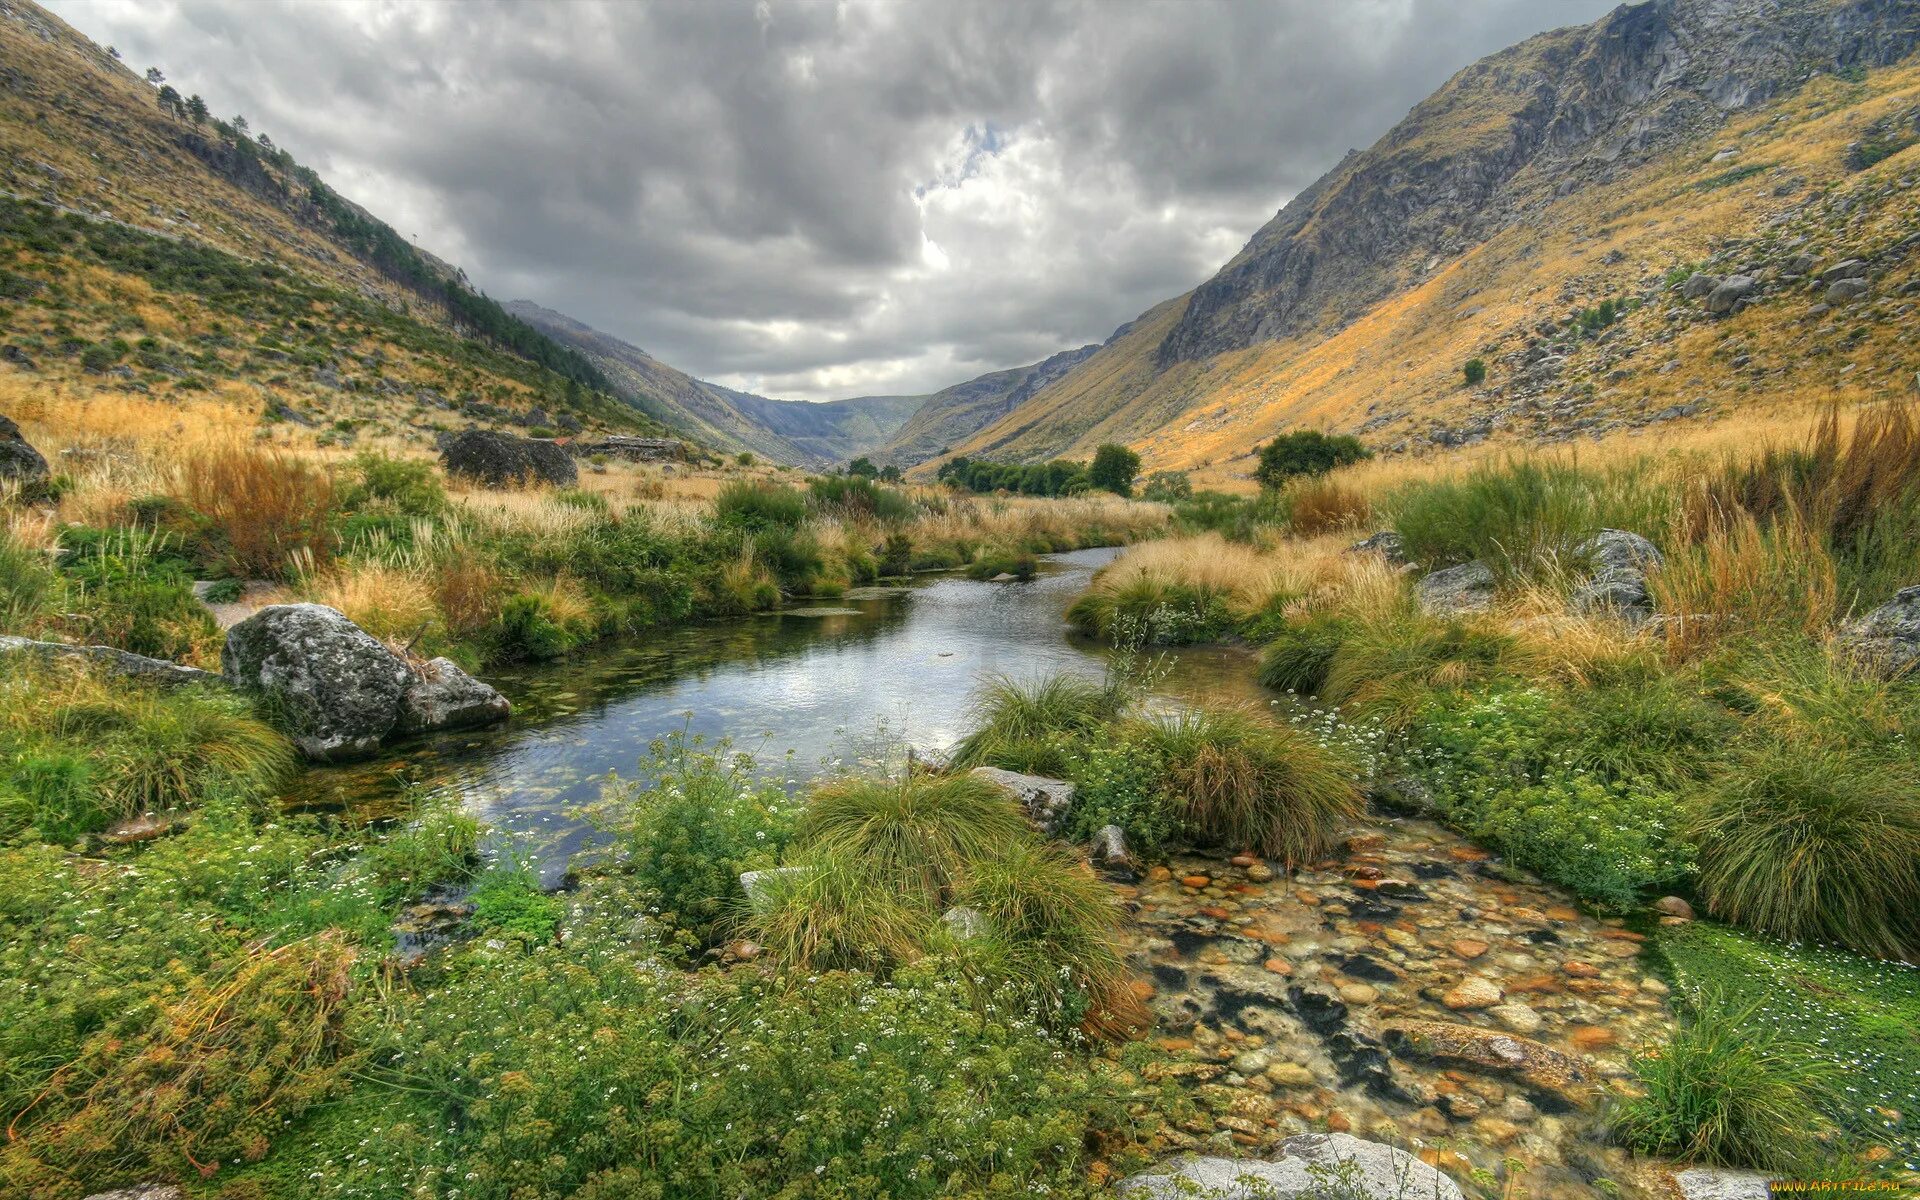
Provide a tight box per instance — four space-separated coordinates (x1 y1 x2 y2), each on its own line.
0 1 677 449
937 39 1920 490
872 342 1099 468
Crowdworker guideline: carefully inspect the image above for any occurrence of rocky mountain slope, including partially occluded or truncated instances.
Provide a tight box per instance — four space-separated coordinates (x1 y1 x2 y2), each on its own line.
871 342 1099 468
936 0 1920 485
502 300 925 469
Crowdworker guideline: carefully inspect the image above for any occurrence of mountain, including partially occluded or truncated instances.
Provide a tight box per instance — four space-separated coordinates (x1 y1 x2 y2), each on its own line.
871 342 1099 468
503 300 923 469
935 0 1920 484
0 0 673 445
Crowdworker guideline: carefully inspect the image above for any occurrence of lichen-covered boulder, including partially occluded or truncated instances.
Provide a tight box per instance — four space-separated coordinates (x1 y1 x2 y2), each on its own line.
1571 528 1662 620
969 766 1075 835
1117 1133 1463 1200
223 604 412 761
1347 530 1408 565
1838 585 1920 678
439 429 578 488
1706 274 1757 314
399 656 511 733
1415 561 1495 615
0 413 49 488
0 635 221 688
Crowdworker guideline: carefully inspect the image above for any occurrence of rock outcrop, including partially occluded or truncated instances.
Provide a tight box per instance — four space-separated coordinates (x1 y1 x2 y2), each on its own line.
0 413 49 488
1416 561 1495 615
1118 1133 1463 1200
439 429 578 488
223 604 508 760
0 635 222 688
1838 584 1920 677
969 766 1075 835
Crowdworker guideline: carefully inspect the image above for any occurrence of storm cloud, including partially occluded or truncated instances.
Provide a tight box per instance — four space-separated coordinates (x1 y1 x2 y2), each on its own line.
53 0 1616 401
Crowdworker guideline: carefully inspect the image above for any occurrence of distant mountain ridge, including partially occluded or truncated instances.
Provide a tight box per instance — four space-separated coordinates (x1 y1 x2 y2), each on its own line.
935 0 1920 483
871 342 1099 468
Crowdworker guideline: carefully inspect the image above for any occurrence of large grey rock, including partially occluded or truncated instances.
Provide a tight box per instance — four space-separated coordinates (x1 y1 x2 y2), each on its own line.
1819 258 1868 284
0 413 49 488
439 429 578 488
1680 272 1719 299
1705 274 1757 314
1672 1167 1771 1200
1825 276 1870 304
1090 824 1131 870
1117 1133 1463 1200
398 656 510 733
0 635 221 688
1838 585 1920 677
83 1187 184 1200
1571 528 1662 620
1347 530 1409 565
969 766 1075 834
1416 561 1495 615
223 604 412 761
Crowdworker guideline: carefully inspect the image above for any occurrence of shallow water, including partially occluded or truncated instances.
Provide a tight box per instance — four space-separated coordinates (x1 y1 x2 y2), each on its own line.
285 547 1261 876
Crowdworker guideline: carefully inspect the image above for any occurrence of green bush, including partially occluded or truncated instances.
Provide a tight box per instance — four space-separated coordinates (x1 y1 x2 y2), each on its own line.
469 867 563 946
487 592 581 661
1254 430 1369 490
1065 576 1233 646
1135 706 1359 866
1613 990 1839 1170
1462 358 1486 386
952 674 1126 776
336 450 446 516
1088 443 1141 496
714 479 809 532
1065 736 1176 856
1141 470 1192 503
965 546 1038 581
597 734 795 951
808 474 917 522
1692 742 1920 959
795 774 1031 905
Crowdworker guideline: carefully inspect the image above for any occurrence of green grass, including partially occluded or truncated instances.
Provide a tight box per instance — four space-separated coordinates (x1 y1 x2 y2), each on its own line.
1256 612 1351 694
1065 575 1234 646
1657 923 1920 1169
795 774 1033 906
951 673 1127 776
1612 988 1841 1171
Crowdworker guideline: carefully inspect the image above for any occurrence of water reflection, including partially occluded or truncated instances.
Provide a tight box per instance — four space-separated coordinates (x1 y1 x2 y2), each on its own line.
284 547 1264 876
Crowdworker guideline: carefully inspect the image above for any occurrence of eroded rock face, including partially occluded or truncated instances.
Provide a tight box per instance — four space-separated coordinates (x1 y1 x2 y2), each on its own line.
969 766 1075 834
399 657 512 734
1838 585 1920 677
1117 1133 1464 1200
1416 561 1495 615
439 429 578 488
224 604 412 761
0 413 49 487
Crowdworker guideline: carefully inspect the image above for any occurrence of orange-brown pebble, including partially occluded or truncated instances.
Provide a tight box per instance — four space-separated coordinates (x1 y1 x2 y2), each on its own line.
1448 846 1491 862
1450 939 1489 959
1326 1111 1352 1133
1568 1025 1617 1050
1562 960 1601 978
1182 874 1212 889
1264 957 1292 975
1147 865 1172 883
1545 906 1580 922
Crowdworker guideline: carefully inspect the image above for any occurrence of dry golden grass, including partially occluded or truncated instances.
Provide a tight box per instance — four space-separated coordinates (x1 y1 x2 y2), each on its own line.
299 562 434 643
175 445 337 579
1652 505 1839 660
1089 531 1364 622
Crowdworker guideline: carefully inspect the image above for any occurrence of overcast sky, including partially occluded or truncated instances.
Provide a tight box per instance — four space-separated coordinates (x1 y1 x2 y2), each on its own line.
54 0 1614 402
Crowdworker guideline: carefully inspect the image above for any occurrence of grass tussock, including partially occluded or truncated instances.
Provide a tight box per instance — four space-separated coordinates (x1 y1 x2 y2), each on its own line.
175 444 337 579
951 673 1127 775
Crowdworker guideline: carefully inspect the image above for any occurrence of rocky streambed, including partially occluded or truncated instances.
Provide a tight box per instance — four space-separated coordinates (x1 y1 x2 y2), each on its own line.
1112 808 1676 1200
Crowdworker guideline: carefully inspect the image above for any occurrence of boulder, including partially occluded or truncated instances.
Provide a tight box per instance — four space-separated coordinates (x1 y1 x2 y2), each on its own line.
1653 895 1695 920
0 635 221 688
739 867 807 911
1680 272 1719 299
439 429 578 488
83 1188 183 1200
1705 274 1757 314
1416 561 1495 614
1825 277 1870 304
1347 530 1409 565
1838 585 1920 677
398 656 511 734
1820 258 1868 284
0 413 49 488
222 604 413 761
1571 528 1662 620
969 766 1075 835
1090 824 1132 871
1117 1133 1464 1200
1672 1167 1772 1200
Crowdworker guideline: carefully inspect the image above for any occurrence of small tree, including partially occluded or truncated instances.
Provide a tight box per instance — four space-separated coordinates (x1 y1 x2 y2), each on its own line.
1254 430 1369 490
1088 443 1141 496
1463 358 1487 386
1141 469 1192 503
186 94 209 124
156 85 182 118
846 456 878 478
144 66 164 85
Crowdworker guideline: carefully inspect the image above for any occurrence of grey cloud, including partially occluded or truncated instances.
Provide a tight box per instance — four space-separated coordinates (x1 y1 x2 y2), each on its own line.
51 0 1615 401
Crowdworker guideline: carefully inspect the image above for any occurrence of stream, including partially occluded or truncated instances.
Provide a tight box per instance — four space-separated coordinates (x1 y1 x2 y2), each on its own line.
287 546 1669 1199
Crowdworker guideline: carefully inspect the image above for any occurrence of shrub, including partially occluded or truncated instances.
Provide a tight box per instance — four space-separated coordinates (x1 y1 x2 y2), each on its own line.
336 451 445 516
751 525 825 589
177 445 337 578
1691 743 1920 959
1280 476 1371 535
713 479 809 532
1088 443 1141 496
965 546 1037 581
1320 604 1515 724
1065 736 1176 856
795 774 1031 906
1135 707 1359 865
808 474 916 522
1255 430 1369 489
487 591 581 661
1463 358 1487 386
1141 470 1192 503
1257 612 1351 694
1066 575 1233 646
1612 990 1838 1170
597 734 795 950
468 867 563 946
